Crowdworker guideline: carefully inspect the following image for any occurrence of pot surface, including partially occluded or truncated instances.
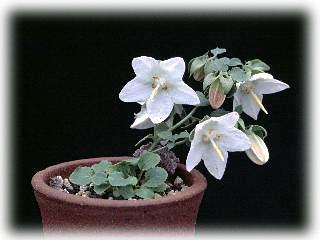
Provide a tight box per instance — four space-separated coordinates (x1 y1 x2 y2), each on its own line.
31 156 207 234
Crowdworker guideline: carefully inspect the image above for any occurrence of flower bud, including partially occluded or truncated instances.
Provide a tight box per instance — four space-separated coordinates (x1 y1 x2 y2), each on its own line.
208 80 226 109
193 68 205 81
245 132 269 165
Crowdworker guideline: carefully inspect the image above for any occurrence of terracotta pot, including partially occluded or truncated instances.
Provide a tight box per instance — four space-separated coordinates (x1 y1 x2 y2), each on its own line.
31 156 207 234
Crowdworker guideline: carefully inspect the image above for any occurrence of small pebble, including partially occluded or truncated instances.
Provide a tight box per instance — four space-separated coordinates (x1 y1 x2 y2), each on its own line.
61 188 69 194
167 182 173 188
63 178 74 192
154 193 162 199
49 176 63 189
80 185 88 191
181 185 189 192
174 176 183 187
167 190 176 196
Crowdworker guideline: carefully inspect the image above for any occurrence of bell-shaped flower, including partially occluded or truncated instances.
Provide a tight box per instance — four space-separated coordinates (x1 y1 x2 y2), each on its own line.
245 131 269 165
186 112 251 179
119 56 200 124
233 73 290 120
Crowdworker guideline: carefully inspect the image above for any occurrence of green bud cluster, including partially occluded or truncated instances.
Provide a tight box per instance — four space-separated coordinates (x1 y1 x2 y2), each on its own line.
188 47 270 99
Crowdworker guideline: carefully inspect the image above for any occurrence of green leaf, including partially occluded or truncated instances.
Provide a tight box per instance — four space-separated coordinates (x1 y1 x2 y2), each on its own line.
204 58 228 74
174 104 184 117
220 57 230 65
237 118 246 130
210 109 230 117
173 131 189 140
229 67 248 82
225 83 237 98
246 59 270 72
219 76 234 94
189 55 208 76
210 47 226 57
69 166 93 186
189 129 195 142
111 161 131 177
199 115 211 122
108 172 138 186
166 142 175 150
113 186 135 199
187 57 196 72
203 73 216 91
229 58 242 66
135 187 155 199
138 152 161 171
154 122 169 134
153 183 167 193
248 125 268 139
157 130 173 140
91 172 108 185
195 91 210 106
92 160 112 173
93 183 109 194
234 105 243 114
122 158 139 166
143 167 168 188
105 164 118 174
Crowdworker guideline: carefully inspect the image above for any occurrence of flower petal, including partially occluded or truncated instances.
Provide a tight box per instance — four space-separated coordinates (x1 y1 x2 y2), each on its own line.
239 92 262 120
132 56 158 78
160 57 185 80
168 82 200 105
119 77 152 102
218 128 251 152
146 91 174 124
213 111 239 128
250 73 273 81
203 147 228 180
233 90 241 110
186 141 206 172
254 78 290 95
130 106 154 129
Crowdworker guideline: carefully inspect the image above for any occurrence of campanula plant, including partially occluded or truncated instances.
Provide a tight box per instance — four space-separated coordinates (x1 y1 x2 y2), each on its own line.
68 47 289 199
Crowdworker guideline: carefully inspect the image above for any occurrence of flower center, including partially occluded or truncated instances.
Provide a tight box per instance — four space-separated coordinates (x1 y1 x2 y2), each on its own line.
202 128 224 161
239 82 255 94
239 82 268 114
150 76 168 100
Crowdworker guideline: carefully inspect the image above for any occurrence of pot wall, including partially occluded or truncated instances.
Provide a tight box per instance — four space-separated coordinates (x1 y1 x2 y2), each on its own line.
31 157 207 234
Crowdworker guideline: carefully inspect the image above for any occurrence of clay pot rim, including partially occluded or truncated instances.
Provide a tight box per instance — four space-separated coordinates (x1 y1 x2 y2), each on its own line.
31 156 207 208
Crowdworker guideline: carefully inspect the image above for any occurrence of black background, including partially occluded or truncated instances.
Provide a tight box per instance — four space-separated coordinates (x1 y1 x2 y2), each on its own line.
11 12 306 230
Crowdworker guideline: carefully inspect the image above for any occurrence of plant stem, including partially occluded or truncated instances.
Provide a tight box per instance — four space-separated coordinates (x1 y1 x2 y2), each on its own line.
148 106 198 152
135 134 153 146
152 139 188 153
137 170 145 185
168 106 199 132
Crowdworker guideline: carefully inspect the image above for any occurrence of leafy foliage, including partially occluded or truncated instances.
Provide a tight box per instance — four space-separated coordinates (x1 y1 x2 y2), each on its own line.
69 153 168 199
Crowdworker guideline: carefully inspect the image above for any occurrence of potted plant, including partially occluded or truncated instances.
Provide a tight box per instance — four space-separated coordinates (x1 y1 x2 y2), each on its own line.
31 48 289 233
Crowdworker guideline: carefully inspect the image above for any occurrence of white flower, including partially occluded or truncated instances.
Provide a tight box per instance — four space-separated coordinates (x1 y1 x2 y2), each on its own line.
119 56 200 124
186 112 251 180
233 73 290 120
245 132 269 165
130 105 154 130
